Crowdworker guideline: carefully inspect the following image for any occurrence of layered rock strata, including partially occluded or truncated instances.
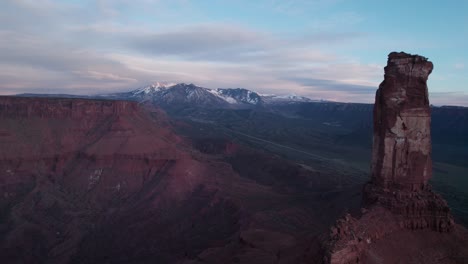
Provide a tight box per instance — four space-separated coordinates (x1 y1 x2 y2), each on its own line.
324 52 455 263
0 97 138 119
0 97 189 262
370 52 433 191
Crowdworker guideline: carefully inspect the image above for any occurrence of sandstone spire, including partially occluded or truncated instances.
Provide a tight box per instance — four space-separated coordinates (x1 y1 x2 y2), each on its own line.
371 52 434 191
324 52 456 264
365 52 453 232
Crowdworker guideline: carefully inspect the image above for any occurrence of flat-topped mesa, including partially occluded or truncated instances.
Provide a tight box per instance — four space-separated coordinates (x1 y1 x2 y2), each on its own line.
0 96 139 119
371 52 433 191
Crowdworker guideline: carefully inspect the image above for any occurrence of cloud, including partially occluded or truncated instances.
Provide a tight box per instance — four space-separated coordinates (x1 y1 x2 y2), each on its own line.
430 92 468 107
0 0 370 98
454 63 465 70
129 24 268 57
0 31 111 71
289 78 376 93
125 25 360 64
72 71 138 83
7 0 454 106
281 77 377 102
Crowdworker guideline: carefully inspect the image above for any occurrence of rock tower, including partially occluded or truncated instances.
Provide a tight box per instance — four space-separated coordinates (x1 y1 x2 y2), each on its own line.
364 52 453 232
371 52 433 191
324 52 455 264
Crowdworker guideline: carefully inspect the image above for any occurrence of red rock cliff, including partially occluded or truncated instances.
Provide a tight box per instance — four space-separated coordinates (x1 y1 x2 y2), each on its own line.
371 52 433 191
0 96 138 119
324 52 462 264
365 52 453 232
0 96 186 206
0 96 213 262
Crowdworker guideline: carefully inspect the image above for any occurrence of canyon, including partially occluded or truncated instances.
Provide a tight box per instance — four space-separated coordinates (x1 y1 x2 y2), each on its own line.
0 53 467 263
0 97 358 263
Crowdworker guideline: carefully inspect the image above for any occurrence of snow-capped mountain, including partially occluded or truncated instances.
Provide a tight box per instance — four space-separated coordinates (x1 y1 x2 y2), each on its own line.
123 83 264 108
93 82 320 108
213 88 262 105
131 82 176 96
150 83 228 107
17 82 320 108
262 93 315 104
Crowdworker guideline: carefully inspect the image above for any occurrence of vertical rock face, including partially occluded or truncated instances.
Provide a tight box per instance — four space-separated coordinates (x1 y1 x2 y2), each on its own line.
366 52 453 232
0 97 138 119
324 52 458 264
371 52 433 191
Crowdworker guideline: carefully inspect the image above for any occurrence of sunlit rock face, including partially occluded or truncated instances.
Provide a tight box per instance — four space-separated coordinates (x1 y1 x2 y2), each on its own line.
371 52 434 191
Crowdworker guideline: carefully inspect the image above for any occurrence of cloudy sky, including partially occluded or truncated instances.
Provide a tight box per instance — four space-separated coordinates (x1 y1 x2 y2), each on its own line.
0 0 467 105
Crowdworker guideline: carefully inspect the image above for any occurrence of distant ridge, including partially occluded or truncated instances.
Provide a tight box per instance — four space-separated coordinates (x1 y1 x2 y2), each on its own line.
15 82 467 109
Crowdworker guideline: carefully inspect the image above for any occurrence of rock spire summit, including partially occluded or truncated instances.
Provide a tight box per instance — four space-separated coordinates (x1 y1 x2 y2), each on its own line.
324 52 458 264
371 52 434 191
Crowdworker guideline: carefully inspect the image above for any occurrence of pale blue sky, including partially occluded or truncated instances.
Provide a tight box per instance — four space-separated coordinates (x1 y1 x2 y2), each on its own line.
0 0 467 105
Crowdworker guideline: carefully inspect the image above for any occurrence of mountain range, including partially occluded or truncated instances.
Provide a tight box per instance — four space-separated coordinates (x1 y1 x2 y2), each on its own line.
111 82 318 106
18 82 318 108
5 77 468 263
14 83 468 226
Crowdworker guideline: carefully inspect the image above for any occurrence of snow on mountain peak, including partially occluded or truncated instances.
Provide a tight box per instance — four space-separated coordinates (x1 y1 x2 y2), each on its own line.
212 88 261 105
272 94 312 101
151 82 176 89
133 82 176 95
129 83 319 105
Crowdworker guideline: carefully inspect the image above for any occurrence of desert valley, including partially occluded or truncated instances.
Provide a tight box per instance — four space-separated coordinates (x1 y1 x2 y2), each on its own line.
1 1 468 263
0 52 467 263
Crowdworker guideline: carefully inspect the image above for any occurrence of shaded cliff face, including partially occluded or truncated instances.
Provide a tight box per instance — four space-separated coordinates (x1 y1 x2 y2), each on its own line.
0 96 357 264
371 52 434 191
324 52 465 264
0 97 184 203
366 53 454 231
0 97 138 119
0 96 224 263
366 53 454 233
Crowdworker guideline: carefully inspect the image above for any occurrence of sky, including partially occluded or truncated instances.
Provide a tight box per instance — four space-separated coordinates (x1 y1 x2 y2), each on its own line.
0 0 467 106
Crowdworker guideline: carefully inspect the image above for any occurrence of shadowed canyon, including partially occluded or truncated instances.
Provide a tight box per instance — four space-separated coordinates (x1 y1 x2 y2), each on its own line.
1 52 468 263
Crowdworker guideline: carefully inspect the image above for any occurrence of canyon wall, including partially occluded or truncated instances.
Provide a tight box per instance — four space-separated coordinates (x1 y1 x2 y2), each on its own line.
0 96 138 119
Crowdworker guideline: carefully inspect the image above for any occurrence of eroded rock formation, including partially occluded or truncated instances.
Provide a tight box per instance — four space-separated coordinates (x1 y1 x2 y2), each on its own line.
0 96 197 262
0 97 138 119
0 96 345 263
324 52 459 264
364 52 454 232
371 52 433 191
